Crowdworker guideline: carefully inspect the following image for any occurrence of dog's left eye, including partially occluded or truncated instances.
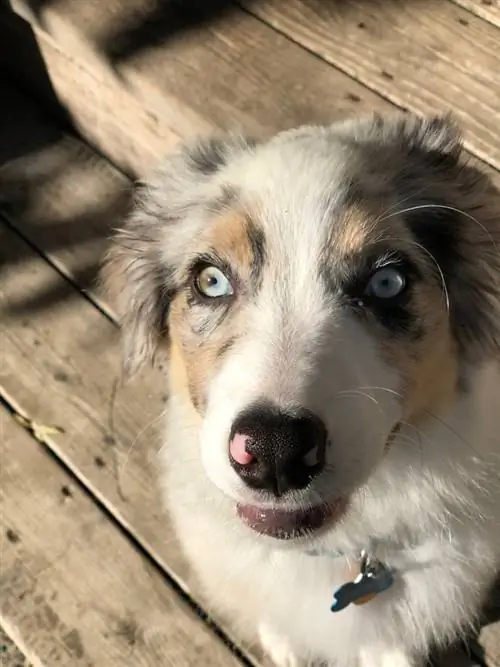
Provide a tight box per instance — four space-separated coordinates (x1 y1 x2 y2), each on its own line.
195 266 234 299
365 266 407 300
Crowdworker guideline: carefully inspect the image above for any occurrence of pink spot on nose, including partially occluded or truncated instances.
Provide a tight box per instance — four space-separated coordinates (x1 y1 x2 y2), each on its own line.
230 433 254 465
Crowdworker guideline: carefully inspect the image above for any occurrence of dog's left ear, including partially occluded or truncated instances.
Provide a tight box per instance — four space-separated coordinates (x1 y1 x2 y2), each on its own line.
345 112 462 167
102 134 255 377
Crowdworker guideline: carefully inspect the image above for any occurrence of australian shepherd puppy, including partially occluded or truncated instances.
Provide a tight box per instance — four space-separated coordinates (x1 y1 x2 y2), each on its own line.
104 114 500 667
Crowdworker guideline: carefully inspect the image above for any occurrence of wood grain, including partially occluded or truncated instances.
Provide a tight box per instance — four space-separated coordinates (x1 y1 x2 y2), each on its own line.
240 0 500 172
0 626 31 667
0 410 244 667
4 1 392 179
452 0 500 28
0 11 182 177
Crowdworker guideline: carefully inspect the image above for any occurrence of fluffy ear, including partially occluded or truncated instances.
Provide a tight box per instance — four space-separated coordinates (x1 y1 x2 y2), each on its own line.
343 112 462 163
102 134 255 377
365 113 500 360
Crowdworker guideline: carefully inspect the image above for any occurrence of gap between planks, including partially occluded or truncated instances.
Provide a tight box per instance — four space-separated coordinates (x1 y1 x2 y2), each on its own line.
451 0 500 28
0 402 248 667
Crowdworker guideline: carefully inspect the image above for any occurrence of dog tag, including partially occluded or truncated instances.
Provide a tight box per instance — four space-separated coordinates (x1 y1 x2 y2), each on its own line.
330 554 394 613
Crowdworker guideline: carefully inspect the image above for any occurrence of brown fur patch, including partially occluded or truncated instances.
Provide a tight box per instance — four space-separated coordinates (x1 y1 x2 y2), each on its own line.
208 210 257 270
169 300 242 414
330 204 460 424
335 206 379 257
168 209 261 414
376 276 459 424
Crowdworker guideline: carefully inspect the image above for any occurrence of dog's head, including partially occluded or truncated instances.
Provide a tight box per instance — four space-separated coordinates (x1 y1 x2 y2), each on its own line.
104 114 500 540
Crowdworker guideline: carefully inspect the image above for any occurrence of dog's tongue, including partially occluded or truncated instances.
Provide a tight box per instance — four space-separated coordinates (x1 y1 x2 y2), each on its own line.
236 503 333 539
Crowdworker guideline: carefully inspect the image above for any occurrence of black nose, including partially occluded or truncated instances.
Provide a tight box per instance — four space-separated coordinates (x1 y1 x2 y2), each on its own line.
229 404 327 496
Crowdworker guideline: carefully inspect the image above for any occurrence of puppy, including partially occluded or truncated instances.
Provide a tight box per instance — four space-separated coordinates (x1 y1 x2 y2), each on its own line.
104 114 500 667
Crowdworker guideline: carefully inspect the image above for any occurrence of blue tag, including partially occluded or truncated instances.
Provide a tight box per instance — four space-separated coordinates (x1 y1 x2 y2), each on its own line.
330 564 394 612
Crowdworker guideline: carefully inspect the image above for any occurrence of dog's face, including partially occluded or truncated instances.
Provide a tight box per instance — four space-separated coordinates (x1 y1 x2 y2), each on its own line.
105 115 500 539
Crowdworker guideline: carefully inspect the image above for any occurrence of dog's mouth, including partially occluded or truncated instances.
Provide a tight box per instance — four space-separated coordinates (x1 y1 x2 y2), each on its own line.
236 497 348 540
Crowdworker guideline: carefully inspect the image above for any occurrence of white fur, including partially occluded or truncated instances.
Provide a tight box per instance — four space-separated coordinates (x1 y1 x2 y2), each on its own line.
162 359 500 666
112 117 500 666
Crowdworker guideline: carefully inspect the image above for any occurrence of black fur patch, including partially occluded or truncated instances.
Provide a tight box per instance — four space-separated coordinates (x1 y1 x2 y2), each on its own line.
187 137 234 175
247 218 266 289
403 201 499 357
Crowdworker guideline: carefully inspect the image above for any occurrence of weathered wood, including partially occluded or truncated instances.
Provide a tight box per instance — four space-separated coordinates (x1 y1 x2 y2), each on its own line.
0 84 132 305
0 11 181 177
481 581 500 667
483 627 500 667
452 0 500 29
0 221 179 576
0 626 31 667
3 1 390 178
240 0 500 172
0 410 245 667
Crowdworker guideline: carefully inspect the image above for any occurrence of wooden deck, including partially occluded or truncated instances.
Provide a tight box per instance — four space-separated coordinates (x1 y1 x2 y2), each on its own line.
1 0 499 665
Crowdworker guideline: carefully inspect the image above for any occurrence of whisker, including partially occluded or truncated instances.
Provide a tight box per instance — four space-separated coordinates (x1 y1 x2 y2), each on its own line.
379 233 450 313
379 203 497 252
354 385 404 401
334 389 380 406
119 409 167 476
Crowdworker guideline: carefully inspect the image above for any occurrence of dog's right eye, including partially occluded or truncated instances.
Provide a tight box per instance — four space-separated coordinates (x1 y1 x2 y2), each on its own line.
194 265 234 299
365 266 407 300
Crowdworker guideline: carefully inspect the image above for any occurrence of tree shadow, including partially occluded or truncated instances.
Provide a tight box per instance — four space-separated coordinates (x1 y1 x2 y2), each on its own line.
0 71 132 317
10 0 240 64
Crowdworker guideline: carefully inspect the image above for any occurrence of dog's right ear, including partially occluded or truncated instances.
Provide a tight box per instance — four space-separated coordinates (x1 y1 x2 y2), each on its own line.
102 135 255 378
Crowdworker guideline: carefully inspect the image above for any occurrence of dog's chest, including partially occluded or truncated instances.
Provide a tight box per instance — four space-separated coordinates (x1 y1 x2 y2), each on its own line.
251 551 390 660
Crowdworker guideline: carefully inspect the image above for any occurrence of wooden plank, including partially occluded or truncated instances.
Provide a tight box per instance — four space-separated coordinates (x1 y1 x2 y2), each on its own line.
3 0 390 177
481 581 500 667
452 0 500 28
0 85 132 306
483 625 500 667
0 11 181 177
0 409 245 667
0 626 31 667
240 0 500 172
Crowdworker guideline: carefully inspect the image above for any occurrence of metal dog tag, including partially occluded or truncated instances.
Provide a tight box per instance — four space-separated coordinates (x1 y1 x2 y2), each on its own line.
330 552 394 613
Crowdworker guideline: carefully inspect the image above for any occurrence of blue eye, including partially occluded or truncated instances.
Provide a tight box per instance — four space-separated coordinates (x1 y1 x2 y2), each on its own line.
366 267 406 300
195 266 234 298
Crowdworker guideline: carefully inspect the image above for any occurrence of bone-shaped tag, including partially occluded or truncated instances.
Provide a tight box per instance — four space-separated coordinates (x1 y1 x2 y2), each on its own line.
330 561 394 612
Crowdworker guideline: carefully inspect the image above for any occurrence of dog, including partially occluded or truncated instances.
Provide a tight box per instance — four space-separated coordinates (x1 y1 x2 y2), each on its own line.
104 113 500 667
